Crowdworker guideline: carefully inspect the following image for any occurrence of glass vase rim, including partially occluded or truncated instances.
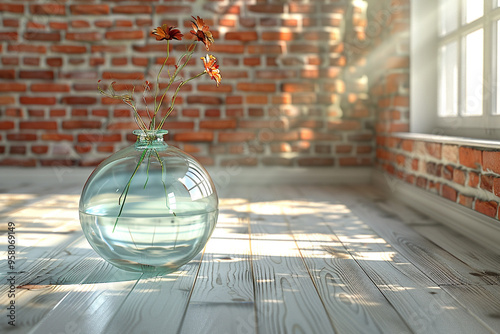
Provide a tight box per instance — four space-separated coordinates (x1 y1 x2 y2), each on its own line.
132 129 169 136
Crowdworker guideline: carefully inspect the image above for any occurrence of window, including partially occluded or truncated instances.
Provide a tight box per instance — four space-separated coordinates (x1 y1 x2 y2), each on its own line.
412 0 500 139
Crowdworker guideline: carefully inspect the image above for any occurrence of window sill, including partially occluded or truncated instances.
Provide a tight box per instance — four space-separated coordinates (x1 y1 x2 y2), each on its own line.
390 132 500 150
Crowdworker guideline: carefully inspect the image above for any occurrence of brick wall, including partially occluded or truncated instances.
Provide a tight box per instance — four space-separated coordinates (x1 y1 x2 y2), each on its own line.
0 0 374 168
377 136 500 219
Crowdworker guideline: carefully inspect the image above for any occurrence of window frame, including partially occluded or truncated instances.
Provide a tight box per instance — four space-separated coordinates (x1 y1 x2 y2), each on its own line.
411 0 500 139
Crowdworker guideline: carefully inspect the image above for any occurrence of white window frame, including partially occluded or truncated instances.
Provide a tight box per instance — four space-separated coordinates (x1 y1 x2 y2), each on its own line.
411 0 500 139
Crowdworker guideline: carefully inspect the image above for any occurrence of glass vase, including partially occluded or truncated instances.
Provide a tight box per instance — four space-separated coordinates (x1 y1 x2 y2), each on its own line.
79 130 218 274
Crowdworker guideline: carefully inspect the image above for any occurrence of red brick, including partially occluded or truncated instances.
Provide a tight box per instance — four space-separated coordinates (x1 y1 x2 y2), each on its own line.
442 144 459 163
105 30 143 40
453 169 466 186
219 18 236 27
3 18 19 27
401 139 413 152
0 83 25 92
218 132 256 142
4 108 22 117
91 45 126 53
20 97 56 105
102 72 145 81
442 165 453 181
70 5 109 15
0 69 15 80
77 134 121 142
297 157 334 167
30 4 65 15
200 120 237 129
210 44 245 54
115 20 133 28
156 6 191 14
136 18 153 27
469 172 480 187
49 22 67 30
0 32 17 41
389 123 409 132
396 154 405 166
2 57 18 66
23 57 40 66
237 83 276 92
225 31 258 42
32 145 49 154
8 44 46 53
66 32 101 42
300 129 341 141
61 96 97 105
198 84 232 93
262 31 296 41
20 121 57 130
19 70 53 80
247 4 284 13
41 133 73 141
441 184 457 202
112 5 152 14
248 45 282 54
475 199 498 218
425 142 442 159
31 83 69 92
51 45 86 54
24 32 60 41
282 82 315 93
187 96 223 105
28 109 44 117
459 147 482 169
174 132 214 142
480 174 494 192
240 120 285 129
47 57 63 67
416 176 427 189
482 151 500 174
0 121 14 130
75 144 92 154
256 70 295 80
10 146 27 156
71 109 87 117
458 194 474 209
0 3 24 13
328 120 361 131
0 158 36 167
226 96 243 105
62 120 101 129
7 134 37 141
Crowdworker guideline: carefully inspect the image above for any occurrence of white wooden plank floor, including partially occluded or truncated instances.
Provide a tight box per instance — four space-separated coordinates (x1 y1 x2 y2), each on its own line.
1 168 500 333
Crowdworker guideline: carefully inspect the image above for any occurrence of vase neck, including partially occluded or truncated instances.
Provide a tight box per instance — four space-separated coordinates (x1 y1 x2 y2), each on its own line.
133 130 168 150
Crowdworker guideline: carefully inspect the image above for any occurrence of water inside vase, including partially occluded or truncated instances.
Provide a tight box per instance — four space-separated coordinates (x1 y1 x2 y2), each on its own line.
80 201 218 273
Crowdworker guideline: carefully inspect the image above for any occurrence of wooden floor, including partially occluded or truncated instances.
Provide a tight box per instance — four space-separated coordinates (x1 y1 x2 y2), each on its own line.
1 169 500 333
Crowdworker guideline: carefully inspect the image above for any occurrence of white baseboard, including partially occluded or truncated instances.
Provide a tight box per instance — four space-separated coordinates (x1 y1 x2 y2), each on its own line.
374 171 500 253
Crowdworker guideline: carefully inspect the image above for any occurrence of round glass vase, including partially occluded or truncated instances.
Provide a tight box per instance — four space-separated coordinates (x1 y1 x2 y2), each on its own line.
79 130 218 274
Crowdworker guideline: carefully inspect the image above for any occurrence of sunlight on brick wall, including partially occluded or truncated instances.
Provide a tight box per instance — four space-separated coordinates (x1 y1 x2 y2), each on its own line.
0 0 376 168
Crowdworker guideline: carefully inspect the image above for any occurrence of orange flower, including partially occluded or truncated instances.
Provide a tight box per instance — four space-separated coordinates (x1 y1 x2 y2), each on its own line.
190 16 214 51
201 54 221 87
152 24 183 41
